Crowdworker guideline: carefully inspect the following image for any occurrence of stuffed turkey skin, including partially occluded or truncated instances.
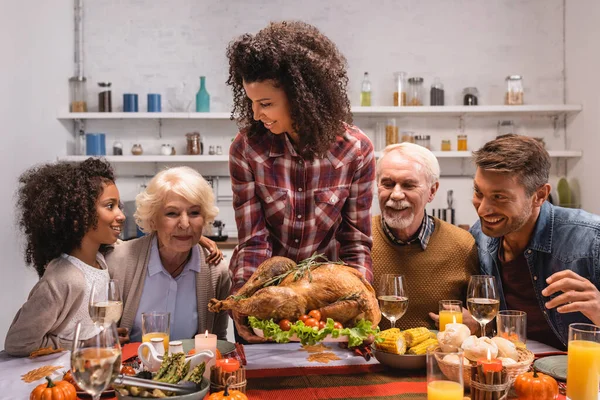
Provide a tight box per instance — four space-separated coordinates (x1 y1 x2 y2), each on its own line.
208 256 381 326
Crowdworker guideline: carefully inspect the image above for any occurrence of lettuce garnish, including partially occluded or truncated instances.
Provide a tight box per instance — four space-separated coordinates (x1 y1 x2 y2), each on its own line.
248 316 380 347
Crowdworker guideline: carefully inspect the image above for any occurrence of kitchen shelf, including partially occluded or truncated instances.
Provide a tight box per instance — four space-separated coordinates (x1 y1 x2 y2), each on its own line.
59 155 230 162
57 105 582 120
59 150 582 163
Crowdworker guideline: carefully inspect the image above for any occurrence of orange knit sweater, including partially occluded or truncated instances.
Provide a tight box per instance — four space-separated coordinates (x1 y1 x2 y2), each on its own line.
372 215 479 330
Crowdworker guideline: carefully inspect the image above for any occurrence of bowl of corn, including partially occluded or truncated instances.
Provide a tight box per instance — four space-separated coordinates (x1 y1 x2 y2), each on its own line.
373 327 438 369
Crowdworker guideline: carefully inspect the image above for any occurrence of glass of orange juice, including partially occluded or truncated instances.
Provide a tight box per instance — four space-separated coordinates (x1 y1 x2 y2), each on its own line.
567 323 600 400
426 347 464 400
142 312 170 354
439 300 463 331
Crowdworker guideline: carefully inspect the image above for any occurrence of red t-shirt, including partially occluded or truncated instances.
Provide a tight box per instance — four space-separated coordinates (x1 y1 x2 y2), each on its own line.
500 252 566 350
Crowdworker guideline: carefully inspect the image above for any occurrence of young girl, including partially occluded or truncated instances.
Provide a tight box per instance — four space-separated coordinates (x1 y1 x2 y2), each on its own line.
226 21 375 342
5 158 125 356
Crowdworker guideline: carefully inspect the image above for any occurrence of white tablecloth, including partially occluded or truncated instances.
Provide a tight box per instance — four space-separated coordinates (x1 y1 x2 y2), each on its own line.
0 340 561 399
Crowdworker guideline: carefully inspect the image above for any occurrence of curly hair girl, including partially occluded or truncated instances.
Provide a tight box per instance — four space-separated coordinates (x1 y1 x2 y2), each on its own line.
17 158 117 277
226 20 352 159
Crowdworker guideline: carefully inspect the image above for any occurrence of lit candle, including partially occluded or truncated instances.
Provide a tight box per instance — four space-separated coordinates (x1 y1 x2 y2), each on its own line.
439 311 463 332
476 348 502 373
194 330 217 378
216 357 240 373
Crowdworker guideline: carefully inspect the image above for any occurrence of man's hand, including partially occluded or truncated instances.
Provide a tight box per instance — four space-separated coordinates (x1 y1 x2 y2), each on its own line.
199 236 224 266
543 270 600 326
117 327 130 346
429 307 479 335
232 310 267 344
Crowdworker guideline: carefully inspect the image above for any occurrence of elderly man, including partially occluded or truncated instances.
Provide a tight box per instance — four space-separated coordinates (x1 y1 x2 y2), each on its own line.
372 143 479 331
470 134 600 349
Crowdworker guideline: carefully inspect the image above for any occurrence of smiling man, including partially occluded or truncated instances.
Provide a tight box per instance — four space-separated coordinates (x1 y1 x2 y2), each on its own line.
470 134 600 349
372 143 479 331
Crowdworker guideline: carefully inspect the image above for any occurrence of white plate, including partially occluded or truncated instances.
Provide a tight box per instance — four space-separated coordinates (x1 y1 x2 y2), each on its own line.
253 328 347 343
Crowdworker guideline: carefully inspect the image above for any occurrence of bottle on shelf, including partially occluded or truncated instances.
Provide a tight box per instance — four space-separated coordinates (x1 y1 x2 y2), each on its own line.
360 72 372 106
196 76 210 112
98 82 112 112
69 76 87 112
408 77 424 106
393 71 407 107
430 77 444 106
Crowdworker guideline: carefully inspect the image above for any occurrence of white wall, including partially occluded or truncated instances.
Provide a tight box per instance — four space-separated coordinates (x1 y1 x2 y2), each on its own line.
1 0 572 346
566 0 600 214
0 1 73 346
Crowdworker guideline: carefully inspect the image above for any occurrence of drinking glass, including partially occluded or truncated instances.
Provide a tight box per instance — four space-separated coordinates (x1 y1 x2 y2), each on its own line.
89 279 123 325
71 321 121 400
467 275 499 337
142 312 170 354
439 300 463 332
426 348 464 400
378 274 408 329
496 310 526 346
566 323 600 400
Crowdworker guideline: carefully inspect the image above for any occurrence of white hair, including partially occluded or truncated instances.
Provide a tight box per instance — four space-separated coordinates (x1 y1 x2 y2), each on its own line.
376 142 440 185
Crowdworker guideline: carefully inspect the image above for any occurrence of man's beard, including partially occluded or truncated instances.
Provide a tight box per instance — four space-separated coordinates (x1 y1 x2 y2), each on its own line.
383 200 414 230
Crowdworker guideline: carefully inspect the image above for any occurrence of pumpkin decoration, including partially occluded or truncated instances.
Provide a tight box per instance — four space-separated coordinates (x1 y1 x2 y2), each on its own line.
207 381 248 400
30 376 77 400
514 368 559 400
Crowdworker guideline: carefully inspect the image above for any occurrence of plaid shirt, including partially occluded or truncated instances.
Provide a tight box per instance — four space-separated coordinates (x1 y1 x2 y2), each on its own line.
381 214 435 250
229 124 375 293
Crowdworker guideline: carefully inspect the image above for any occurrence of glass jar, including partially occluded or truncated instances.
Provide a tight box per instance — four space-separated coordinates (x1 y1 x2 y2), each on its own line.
463 87 479 106
208 145 215 155
393 71 407 107
69 76 87 112
216 145 223 155
374 122 386 151
131 144 143 155
186 132 201 155
441 139 451 151
385 118 398 145
415 135 431 149
505 75 524 105
457 135 468 151
98 82 112 112
430 77 444 106
408 77 424 106
401 131 415 143
113 141 123 156
497 120 514 136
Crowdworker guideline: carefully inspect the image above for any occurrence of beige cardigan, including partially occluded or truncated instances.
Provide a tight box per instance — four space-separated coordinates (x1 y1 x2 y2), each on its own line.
105 234 231 340
5 257 88 356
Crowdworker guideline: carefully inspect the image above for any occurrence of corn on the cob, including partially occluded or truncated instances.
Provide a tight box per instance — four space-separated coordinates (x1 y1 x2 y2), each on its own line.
403 327 432 347
407 338 438 355
375 328 406 355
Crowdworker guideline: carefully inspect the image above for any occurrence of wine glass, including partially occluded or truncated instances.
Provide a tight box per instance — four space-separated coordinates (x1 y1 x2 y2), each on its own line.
89 279 123 325
378 274 408 328
467 275 499 337
71 321 122 400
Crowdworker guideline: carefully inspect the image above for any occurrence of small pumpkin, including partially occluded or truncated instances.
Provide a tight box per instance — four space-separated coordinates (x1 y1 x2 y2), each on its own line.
207 382 248 400
514 368 559 400
30 376 77 400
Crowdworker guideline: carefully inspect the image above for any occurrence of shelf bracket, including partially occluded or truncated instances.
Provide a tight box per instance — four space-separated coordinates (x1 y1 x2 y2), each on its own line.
458 115 465 133
552 115 560 139
158 119 163 139
74 118 85 156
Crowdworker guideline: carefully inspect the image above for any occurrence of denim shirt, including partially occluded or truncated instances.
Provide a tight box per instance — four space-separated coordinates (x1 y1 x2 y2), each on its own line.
470 201 600 346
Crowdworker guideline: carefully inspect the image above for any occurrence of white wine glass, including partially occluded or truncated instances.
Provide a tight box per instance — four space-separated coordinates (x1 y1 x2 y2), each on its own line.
71 321 122 400
89 279 123 325
467 275 500 337
378 274 408 328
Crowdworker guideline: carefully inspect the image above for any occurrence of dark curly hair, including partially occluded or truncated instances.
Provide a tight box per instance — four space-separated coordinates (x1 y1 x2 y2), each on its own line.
226 20 352 159
17 158 116 277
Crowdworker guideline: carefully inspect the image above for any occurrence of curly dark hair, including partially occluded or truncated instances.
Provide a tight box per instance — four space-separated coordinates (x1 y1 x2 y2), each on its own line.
226 20 352 159
17 158 116 277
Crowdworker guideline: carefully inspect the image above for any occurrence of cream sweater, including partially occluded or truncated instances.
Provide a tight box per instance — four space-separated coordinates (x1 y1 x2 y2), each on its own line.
105 234 231 340
5 257 89 356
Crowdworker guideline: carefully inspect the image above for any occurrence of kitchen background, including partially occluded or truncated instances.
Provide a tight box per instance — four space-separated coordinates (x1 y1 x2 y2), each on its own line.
1 0 599 346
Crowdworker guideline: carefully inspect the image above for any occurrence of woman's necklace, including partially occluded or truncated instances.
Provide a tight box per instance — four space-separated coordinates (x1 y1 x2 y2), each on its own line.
169 252 191 278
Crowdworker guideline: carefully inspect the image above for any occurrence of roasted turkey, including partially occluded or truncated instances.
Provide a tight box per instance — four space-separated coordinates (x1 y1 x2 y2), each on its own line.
208 256 381 326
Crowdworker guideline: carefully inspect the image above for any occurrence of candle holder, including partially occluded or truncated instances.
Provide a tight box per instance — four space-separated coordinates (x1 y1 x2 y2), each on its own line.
469 364 511 400
210 365 247 394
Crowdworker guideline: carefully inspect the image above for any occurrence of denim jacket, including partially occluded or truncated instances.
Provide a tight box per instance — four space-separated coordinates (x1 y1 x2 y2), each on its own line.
470 201 600 346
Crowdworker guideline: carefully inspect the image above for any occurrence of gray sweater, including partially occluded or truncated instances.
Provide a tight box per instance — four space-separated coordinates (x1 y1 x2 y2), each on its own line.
5 257 88 356
105 234 231 340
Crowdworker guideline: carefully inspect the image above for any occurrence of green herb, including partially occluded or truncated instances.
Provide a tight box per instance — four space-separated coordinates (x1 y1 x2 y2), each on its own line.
261 253 346 288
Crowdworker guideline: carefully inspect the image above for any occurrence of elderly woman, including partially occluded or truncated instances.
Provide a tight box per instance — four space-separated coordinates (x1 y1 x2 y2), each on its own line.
106 167 231 341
